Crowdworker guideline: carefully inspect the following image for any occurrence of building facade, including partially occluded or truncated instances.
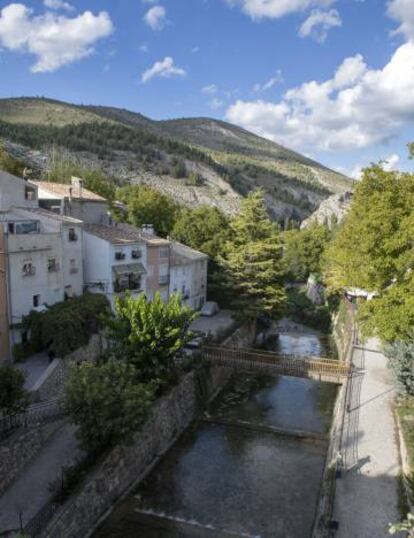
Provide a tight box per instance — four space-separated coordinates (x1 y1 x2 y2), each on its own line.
0 226 10 362
83 224 148 308
33 177 111 224
170 242 208 310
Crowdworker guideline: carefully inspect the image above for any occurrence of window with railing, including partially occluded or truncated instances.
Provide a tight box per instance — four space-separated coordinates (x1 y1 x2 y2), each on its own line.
131 250 142 260
115 251 126 261
48 258 59 272
22 261 36 277
159 274 169 285
113 273 142 293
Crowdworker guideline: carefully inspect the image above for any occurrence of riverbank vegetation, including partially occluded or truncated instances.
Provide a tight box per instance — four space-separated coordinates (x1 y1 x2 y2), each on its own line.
64 292 195 452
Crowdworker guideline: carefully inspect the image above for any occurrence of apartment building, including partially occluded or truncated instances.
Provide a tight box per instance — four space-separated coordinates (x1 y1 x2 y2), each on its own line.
0 173 84 354
83 224 148 308
170 242 208 310
32 177 111 224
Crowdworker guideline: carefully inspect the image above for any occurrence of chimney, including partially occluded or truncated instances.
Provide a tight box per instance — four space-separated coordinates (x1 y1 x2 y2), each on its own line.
141 224 155 237
71 176 84 199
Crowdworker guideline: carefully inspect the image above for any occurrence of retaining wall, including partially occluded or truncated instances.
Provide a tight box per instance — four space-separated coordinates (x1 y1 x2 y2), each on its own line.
0 419 65 497
40 365 231 538
31 335 105 402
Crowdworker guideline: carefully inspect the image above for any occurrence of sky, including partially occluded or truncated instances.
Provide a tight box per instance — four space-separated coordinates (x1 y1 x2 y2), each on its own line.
0 0 413 178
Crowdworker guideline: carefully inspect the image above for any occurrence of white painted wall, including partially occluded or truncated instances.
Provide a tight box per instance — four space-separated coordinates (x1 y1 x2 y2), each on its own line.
170 258 208 310
0 171 38 210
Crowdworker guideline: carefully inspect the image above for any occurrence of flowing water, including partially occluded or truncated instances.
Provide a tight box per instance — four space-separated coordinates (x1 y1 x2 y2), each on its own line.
94 331 338 538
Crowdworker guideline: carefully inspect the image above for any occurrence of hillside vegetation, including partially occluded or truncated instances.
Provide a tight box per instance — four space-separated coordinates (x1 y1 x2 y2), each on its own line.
0 97 353 222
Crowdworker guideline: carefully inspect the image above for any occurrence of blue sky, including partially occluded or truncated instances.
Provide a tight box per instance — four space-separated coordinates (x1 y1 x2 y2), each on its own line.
0 0 413 177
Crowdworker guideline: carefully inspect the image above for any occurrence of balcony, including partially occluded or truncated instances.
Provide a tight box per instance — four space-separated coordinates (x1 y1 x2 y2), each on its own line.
113 279 141 293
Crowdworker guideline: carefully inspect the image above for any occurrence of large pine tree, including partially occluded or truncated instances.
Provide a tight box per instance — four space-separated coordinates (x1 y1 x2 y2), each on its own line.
219 190 286 320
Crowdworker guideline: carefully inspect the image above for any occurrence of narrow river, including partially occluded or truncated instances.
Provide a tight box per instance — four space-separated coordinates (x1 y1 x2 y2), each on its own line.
94 330 338 538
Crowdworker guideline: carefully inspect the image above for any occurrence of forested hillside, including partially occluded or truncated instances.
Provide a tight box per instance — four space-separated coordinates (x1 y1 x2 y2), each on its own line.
0 97 353 222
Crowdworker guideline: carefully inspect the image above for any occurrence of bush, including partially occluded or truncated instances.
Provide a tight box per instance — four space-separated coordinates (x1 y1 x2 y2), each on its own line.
63 361 155 452
19 294 110 359
384 339 414 396
284 287 331 333
0 365 29 416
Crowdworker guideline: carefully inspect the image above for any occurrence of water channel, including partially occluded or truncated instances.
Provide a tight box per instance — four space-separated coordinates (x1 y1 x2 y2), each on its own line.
94 330 339 538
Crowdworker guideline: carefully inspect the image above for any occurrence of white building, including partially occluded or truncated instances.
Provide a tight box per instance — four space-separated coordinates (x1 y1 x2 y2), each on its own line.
169 242 208 310
0 207 84 348
32 177 111 224
0 173 84 354
0 170 38 210
83 224 147 308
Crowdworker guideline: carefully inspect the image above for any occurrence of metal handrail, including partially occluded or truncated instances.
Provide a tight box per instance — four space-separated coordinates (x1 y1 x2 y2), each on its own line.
0 399 62 439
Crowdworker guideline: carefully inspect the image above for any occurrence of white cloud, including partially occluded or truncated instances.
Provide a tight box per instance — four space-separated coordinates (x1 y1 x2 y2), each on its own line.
299 9 341 42
141 56 186 83
43 0 74 12
226 0 334 20
388 0 414 41
0 4 113 73
202 84 218 94
143 5 167 31
382 153 400 171
226 42 414 152
210 97 224 110
253 70 283 92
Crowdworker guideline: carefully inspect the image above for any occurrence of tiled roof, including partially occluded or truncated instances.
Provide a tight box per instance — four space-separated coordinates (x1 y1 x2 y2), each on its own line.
170 241 208 266
84 224 144 244
32 181 106 202
116 223 170 246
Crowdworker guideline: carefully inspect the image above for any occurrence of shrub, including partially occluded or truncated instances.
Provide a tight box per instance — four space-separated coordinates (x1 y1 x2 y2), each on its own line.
63 361 155 452
19 294 109 359
384 339 414 396
0 365 29 416
284 287 331 333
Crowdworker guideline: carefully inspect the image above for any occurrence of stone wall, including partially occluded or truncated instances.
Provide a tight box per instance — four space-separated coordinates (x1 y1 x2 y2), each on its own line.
31 334 105 402
223 321 256 348
41 366 231 538
0 419 64 497
312 299 355 538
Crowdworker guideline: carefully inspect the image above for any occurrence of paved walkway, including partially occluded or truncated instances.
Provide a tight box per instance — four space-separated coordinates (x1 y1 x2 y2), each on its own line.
0 422 83 533
16 352 50 391
333 337 401 537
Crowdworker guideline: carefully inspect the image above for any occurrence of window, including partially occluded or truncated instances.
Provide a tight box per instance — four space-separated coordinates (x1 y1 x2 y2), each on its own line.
115 251 126 261
70 259 78 274
113 273 142 293
131 249 142 260
48 257 58 272
33 294 41 308
25 186 36 201
22 261 35 277
68 228 78 242
159 247 169 259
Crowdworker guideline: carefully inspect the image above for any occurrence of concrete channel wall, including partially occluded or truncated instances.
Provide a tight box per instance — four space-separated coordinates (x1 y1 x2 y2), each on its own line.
311 300 355 538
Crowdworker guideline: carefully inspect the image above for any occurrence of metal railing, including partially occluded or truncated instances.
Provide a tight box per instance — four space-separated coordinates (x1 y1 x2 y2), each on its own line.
0 399 62 440
202 345 351 379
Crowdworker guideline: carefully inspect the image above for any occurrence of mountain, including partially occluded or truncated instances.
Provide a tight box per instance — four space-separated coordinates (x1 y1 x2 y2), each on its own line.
0 97 353 222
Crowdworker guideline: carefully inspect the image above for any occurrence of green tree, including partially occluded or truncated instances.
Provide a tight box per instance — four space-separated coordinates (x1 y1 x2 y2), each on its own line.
283 223 331 281
384 338 414 396
63 361 155 452
324 165 414 341
116 185 179 237
0 365 29 416
172 206 230 260
0 142 27 176
219 190 286 320
106 292 196 382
